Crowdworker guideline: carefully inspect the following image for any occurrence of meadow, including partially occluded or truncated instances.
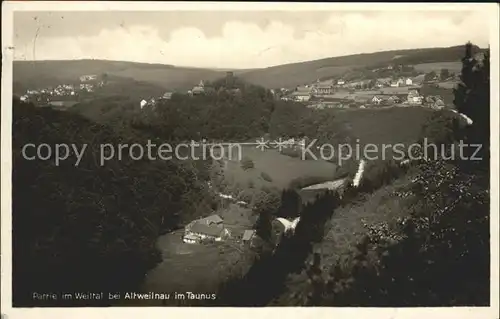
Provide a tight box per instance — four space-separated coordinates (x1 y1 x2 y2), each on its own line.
413 61 462 73
326 106 434 146
221 146 339 191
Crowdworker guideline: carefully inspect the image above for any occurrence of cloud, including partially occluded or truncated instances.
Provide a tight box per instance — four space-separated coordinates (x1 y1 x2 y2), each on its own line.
14 11 490 68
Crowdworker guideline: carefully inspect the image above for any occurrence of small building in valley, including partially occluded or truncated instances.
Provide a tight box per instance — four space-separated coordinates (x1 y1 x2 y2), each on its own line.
371 95 383 105
183 214 228 244
291 86 313 102
312 80 335 95
407 89 423 105
161 92 173 100
191 80 205 95
242 229 256 244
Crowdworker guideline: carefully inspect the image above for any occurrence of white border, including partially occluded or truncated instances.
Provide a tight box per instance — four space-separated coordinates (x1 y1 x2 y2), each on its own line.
1 2 499 319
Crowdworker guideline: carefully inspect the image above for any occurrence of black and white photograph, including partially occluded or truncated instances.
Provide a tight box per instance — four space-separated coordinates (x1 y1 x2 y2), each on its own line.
1 2 499 318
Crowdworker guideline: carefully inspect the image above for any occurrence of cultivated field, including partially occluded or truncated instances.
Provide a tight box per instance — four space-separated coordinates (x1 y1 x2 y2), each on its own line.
436 81 459 89
413 61 462 73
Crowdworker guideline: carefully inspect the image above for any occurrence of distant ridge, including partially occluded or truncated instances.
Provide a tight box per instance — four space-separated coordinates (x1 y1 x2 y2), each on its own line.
14 44 486 90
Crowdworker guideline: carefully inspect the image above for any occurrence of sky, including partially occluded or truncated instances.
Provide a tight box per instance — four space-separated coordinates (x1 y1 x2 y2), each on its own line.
13 10 491 69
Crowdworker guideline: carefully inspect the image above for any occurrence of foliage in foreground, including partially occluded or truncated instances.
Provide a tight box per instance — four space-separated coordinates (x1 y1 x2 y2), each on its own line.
280 42 490 307
12 100 214 306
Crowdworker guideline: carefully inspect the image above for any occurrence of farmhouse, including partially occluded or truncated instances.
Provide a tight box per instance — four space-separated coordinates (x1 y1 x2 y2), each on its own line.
371 95 383 105
405 78 413 86
161 92 173 100
388 95 402 104
191 80 206 95
433 98 445 110
291 86 312 102
242 229 256 244
312 80 335 95
183 214 228 244
375 80 386 88
291 92 311 102
80 75 97 82
407 89 423 105
337 79 346 85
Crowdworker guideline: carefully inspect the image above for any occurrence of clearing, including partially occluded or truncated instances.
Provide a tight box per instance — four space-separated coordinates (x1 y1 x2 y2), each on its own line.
413 61 462 73
221 146 338 191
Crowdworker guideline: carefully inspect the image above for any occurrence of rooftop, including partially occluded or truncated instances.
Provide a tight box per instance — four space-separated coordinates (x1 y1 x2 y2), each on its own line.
189 222 224 237
202 214 223 224
242 229 256 241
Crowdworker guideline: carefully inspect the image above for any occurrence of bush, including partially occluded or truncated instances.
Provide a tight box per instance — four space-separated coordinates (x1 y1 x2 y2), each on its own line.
241 157 255 170
260 172 273 182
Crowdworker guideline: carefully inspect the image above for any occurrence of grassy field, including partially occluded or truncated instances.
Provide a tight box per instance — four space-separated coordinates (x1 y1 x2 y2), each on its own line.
219 107 431 191
328 106 433 147
413 61 462 73
436 81 459 90
221 146 338 191
140 231 250 305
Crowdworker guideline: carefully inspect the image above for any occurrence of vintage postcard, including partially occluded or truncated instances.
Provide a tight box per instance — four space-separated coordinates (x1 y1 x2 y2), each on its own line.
1 2 499 319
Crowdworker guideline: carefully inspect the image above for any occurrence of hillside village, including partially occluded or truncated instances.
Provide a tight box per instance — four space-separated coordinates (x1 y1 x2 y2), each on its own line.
20 62 457 113
275 63 457 110
137 65 457 111
19 74 106 109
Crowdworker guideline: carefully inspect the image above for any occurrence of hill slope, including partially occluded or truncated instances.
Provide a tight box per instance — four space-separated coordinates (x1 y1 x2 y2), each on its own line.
13 59 226 91
239 45 484 88
13 44 484 91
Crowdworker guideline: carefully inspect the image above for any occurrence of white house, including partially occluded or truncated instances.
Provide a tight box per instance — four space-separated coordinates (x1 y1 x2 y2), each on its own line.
371 95 383 105
275 217 301 234
291 86 312 102
140 100 148 109
294 94 310 102
242 229 256 244
183 215 229 244
405 78 413 86
80 75 97 82
337 79 345 85
407 90 423 105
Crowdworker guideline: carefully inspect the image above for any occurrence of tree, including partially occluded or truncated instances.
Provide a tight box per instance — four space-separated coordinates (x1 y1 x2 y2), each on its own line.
277 189 301 219
255 209 273 242
101 73 109 84
440 68 450 81
453 42 490 168
253 188 281 242
424 71 437 82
